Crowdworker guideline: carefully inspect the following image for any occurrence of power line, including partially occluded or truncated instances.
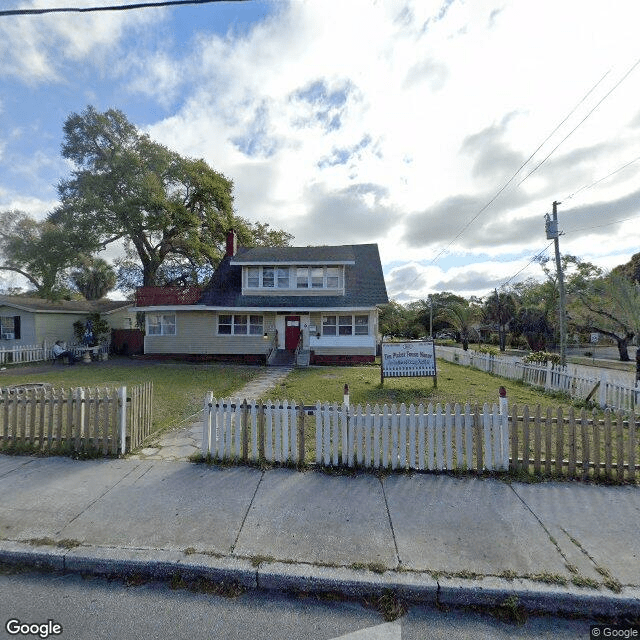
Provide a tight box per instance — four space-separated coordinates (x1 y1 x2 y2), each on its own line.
564 155 640 203
427 69 611 268
564 215 639 235
500 242 554 289
517 55 640 187
0 0 246 17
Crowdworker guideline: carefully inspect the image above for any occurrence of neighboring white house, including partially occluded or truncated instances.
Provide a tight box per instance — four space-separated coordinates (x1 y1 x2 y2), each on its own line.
134 231 389 365
0 296 135 347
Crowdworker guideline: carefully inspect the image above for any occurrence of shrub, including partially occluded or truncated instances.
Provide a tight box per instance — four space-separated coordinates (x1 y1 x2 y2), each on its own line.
522 351 561 365
478 345 499 356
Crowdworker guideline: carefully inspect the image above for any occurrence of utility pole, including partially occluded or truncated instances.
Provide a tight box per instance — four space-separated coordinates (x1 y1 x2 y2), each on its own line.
429 294 433 339
545 201 567 366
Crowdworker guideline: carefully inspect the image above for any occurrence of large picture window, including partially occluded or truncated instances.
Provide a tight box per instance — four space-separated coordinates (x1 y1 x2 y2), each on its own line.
321 314 369 337
218 314 263 335
147 314 176 336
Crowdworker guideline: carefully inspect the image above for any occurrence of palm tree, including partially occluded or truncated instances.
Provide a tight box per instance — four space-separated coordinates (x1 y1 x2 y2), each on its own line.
484 290 516 351
70 256 117 300
437 302 479 351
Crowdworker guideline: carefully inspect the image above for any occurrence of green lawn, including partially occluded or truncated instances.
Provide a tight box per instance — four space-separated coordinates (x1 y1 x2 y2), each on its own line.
0 357 261 434
0 356 591 446
269 359 587 413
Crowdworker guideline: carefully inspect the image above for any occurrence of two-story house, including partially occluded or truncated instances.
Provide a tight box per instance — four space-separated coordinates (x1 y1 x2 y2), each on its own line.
135 231 389 365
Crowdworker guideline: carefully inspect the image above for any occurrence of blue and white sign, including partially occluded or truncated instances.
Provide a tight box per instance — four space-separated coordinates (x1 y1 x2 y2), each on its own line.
381 341 436 378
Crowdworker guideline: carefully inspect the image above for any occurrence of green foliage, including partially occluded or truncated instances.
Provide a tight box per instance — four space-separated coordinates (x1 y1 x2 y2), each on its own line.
54 105 292 290
522 351 561 365
483 290 516 352
70 256 116 300
72 313 110 345
436 301 480 350
568 267 640 361
478 345 499 356
0 209 87 299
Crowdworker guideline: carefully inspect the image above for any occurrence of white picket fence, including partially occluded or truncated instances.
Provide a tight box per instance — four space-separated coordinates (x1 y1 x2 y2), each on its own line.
436 346 640 413
201 395 509 471
0 341 108 365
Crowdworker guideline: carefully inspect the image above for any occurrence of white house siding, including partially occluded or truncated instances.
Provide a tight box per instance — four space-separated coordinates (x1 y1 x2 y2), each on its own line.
144 310 273 355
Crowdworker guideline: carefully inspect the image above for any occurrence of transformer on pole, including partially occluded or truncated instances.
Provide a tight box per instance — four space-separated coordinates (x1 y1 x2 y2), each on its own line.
545 201 567 367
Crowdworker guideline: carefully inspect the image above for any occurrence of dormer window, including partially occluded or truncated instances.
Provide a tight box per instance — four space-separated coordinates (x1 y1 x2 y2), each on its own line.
244 265 343 292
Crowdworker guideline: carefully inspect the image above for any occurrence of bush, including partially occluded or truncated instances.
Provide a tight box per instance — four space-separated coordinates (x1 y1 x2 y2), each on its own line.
522 351 561 365
510 336 529 350
478 345 499 356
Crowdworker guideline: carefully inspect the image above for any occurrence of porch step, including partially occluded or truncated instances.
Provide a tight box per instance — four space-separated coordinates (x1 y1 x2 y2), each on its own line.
269 349 295 367
296 349 310 367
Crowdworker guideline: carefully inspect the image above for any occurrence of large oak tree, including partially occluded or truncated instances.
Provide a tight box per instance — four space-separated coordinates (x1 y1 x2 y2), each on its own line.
53 106 290 288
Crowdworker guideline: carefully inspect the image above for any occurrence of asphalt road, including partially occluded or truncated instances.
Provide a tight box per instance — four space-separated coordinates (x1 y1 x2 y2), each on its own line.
0 570 600 640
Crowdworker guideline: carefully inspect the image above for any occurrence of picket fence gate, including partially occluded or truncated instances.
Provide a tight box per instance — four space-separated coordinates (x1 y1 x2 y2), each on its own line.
0 382 153 455
201 395 509 472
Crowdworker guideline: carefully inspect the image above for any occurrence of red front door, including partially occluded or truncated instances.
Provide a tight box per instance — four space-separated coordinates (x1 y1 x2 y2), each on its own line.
285 316 301 351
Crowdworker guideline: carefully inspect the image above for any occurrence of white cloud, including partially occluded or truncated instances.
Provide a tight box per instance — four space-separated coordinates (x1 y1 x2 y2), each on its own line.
3 0 640 302
0 0 163 83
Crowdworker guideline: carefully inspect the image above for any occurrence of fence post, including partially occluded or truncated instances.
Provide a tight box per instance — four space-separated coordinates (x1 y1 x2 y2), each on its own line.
241 399 249 461
598 371 608 409
297 404 305 466
545 361 553 391
118 386 127 455
202 392 213 456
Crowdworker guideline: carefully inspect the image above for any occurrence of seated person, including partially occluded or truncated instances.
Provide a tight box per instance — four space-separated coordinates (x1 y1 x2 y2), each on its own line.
52 341 78 365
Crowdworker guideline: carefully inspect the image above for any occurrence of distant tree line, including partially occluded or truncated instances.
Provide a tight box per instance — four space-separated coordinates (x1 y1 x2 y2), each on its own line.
0 106 292 301
379 252 640 362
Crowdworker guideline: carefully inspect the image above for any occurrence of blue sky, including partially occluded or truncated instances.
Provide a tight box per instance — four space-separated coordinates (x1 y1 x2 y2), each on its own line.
1 0 640 302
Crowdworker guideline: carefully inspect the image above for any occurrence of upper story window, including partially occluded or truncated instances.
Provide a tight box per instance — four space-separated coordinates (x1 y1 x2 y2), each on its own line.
244 265 343 291
246 266 290 289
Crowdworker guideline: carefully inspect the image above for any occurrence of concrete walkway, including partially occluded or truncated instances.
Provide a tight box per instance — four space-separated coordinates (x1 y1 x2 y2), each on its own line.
129 366 293 462
0 454 638 618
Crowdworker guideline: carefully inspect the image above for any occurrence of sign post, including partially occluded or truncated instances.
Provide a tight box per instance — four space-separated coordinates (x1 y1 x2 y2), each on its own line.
381 341 437 388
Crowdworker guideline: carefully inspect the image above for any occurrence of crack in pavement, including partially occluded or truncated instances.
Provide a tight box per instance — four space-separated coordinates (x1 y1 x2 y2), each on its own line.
55 462 146 536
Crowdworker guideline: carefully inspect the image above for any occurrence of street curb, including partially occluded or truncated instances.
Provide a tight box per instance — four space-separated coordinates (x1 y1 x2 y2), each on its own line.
1 542 639 618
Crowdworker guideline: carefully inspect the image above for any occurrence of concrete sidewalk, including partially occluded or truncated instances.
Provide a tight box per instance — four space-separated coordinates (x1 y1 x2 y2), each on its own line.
0 453 639 617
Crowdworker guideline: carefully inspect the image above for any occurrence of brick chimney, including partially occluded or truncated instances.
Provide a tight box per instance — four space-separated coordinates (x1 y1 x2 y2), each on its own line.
225 229 237 257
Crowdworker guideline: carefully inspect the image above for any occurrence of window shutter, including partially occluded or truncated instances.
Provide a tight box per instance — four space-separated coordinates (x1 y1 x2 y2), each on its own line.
13 315 21 339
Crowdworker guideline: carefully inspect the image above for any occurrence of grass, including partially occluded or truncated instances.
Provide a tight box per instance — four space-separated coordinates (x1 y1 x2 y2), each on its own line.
271 360 585 413
0 356 261 436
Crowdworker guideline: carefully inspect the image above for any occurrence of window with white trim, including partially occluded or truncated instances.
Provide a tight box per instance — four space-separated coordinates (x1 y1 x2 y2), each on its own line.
147 313 176 336
218 314 263 335
322 315 336 336
247 267 260 287
354 315 369 335
321 314 369 337
338 315 353 335
246 266 290 289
